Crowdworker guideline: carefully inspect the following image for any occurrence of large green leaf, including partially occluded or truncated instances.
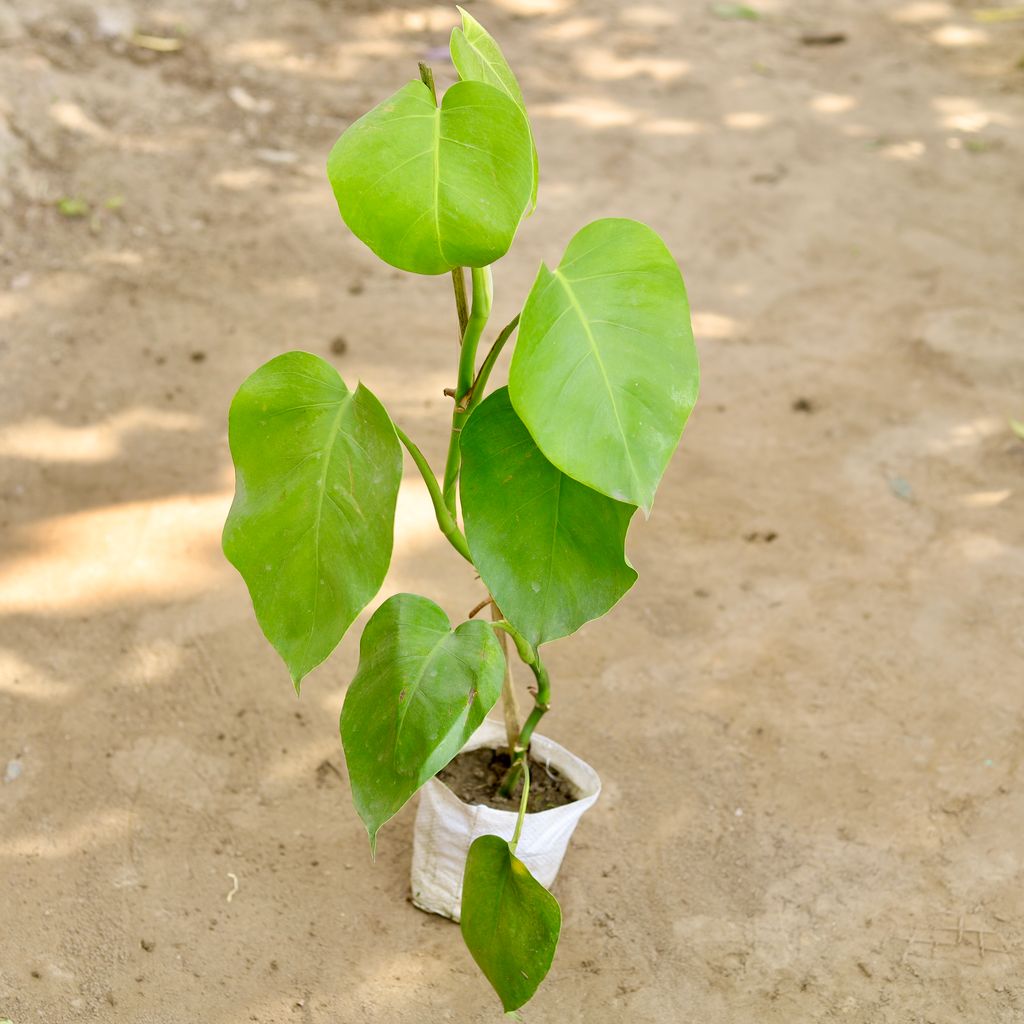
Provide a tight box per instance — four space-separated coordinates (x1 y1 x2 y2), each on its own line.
508 218 699 513
340 594 505 850
327 79 533 276
223 352 401 690
461 388 637 647
461 835 561 1012
450 6 539 210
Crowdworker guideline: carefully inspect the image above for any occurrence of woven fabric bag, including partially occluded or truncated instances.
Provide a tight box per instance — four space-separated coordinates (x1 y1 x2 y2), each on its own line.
410 719 601 921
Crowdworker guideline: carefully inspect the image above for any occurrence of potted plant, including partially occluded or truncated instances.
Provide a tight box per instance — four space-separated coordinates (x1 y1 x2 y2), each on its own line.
222 7 699 1013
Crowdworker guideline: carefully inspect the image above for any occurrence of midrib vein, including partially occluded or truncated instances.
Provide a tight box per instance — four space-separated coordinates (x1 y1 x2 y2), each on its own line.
552 269 640 490
304 395 350 656
431 111 445 265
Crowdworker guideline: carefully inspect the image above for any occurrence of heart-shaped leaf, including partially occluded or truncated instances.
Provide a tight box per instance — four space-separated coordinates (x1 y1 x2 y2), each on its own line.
461 387 637 647
450 6 538 210
509 218 699 513
327 79 533 276
222 352 402 690
461 834 561 1012
340 594 505 850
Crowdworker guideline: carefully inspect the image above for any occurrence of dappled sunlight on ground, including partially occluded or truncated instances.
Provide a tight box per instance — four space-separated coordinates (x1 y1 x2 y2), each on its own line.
0 408 202 463
0 809 133 860
0 493 230 613
1 0 1022 1020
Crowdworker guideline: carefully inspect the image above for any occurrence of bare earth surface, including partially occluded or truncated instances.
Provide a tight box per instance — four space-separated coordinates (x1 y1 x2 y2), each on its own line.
2 0 1023 1021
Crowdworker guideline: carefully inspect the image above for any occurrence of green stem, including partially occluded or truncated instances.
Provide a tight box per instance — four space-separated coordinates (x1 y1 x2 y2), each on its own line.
466 313 520 414
442 266 492 514
510 757 530 853
490 618 551 797
393 422 473 564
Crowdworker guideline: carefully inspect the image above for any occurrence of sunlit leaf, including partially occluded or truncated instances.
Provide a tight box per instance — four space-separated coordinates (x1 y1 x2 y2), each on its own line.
461 834 561 1012
461 388 637 646
223 352 401 689
340 594 505 850
450 6 539 210
509 218 699 513
327 79 533 275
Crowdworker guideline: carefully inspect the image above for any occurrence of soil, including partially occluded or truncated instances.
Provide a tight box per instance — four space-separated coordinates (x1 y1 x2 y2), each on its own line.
437 747 579 812
2 1 1023 1023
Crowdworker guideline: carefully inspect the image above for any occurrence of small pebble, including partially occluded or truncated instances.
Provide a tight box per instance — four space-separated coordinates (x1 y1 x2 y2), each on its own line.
4 760 22 783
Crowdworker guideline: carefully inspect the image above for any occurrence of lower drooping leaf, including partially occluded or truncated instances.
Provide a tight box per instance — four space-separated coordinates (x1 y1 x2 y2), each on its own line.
460 835 562 1012
340 594 505 851
223 351 402 690
509 218 699 513
461 387 637 647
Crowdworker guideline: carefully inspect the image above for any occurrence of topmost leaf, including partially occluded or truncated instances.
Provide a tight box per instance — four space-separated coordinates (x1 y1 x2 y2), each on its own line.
327 79 533 276
450 7 539 210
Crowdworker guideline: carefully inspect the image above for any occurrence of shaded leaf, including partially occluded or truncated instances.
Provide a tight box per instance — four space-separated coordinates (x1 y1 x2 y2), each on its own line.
509 218 699 513
223 352 401 689
461 387 636 646
450 6 539 210
327 79 532 275
461 835 561 1012
340 594 505 850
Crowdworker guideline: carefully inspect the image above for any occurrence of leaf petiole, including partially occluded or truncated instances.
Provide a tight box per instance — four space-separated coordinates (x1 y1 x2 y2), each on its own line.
510 757 530 853
393 421 473 563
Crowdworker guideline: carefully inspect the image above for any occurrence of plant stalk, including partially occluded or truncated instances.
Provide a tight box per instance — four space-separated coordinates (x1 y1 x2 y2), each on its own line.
490 619 552 797
442 265 492 514
393 422 473 563
491 600 522 756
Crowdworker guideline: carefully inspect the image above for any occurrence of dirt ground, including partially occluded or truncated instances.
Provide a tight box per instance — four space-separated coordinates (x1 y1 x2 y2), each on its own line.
1 0 1023 1021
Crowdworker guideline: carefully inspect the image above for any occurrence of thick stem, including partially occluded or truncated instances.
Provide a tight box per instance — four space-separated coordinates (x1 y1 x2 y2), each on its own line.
491 600 522 755
393 422 473 563
490 619 552 797
442 266 492 514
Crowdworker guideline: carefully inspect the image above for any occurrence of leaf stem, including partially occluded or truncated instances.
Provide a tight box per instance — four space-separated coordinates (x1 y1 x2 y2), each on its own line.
393 422 473 563
466 313 520 413
442 265 492 514
510 757 530 853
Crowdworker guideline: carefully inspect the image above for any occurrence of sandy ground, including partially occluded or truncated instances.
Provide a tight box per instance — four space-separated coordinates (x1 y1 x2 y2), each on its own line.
2 0 1023 1021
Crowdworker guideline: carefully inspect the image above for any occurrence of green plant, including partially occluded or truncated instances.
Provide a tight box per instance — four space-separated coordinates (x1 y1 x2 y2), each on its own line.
223 7 698 1012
